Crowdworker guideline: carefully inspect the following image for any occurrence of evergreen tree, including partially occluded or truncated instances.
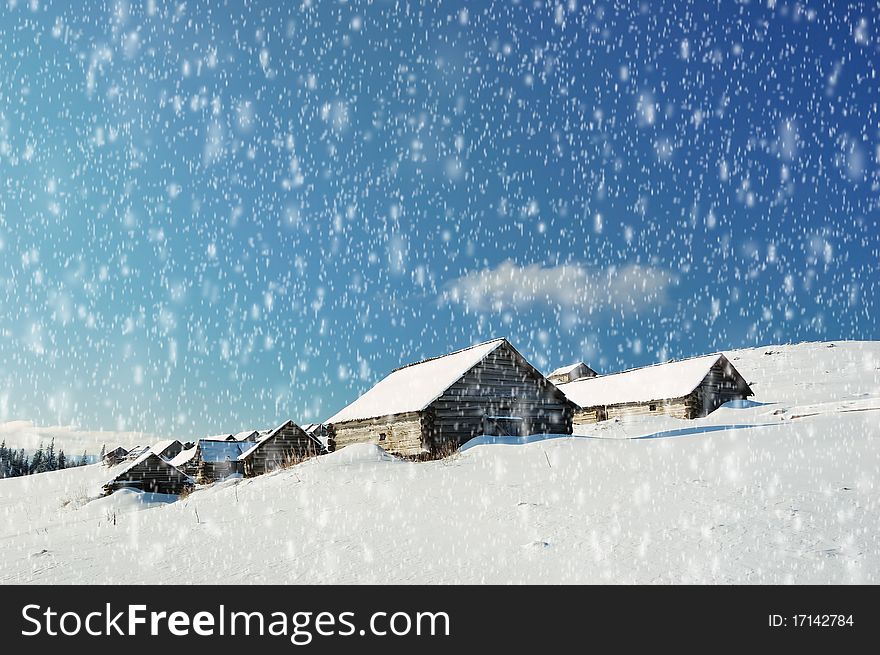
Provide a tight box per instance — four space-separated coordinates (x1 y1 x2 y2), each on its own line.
14 449 29 477
99 444 106 461
30 443 45 474
46 438 57 472
57 449 67 470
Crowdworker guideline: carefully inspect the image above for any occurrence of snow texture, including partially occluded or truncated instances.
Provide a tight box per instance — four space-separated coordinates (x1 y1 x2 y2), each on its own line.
1 341 878 584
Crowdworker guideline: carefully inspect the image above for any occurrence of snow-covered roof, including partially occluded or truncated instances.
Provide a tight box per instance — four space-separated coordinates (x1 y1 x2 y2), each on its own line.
548 362 588 377
557 354 735 408
197 440 256 463
169 446 198 468
326 339 507 424
150 439 181 457
236 421 324 460
106 452 194 486
233 430 259 441
204 433 235 441
125 445 151 459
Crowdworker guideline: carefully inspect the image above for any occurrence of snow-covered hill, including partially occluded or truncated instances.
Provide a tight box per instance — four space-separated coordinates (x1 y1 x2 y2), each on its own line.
1 341 878 584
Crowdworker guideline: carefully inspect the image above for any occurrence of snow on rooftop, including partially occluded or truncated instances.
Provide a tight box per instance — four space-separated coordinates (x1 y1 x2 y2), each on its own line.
548 362 588 377
204 433 234 441
169 446 197 468
149 439 179 456
326 339 507 424
557 354 726 408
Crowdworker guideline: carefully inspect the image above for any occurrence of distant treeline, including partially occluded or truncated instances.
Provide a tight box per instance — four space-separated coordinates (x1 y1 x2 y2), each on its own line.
0 439 91 479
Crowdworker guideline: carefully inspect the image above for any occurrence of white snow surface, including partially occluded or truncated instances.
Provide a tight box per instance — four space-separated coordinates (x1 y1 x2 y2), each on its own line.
557 353 730 407
548 361 587 377
1 341 879 584
326 338 505 424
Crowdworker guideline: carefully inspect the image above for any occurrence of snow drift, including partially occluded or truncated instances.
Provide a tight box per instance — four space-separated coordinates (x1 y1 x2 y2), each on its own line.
0 341 878 584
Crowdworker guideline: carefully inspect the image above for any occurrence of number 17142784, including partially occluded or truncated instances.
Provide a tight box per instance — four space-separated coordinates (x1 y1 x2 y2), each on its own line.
768 614 854 628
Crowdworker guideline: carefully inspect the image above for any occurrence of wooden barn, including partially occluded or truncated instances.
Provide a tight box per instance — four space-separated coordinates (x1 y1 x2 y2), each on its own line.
102 446 129 466
557 354 753 426
103 453 194 496
192 440 251 484
547 361 598 385
326 338 574 458
239 420 325 477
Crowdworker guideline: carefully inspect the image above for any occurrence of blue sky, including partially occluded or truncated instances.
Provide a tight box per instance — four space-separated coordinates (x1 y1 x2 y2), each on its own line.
0 0 877 439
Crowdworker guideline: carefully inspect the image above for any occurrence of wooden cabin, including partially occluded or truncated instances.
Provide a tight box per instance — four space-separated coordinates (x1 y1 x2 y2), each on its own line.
232 430 260 442
193 440 250 484
103 453 194 496
547 361 598 385
326 338 574 458
556 354 753 427
102 446 129 466
151 439 184 461
239 420 324 477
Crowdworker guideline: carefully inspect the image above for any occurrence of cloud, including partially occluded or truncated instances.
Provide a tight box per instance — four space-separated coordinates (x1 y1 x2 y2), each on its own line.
0 421 155 457
439 260 676 314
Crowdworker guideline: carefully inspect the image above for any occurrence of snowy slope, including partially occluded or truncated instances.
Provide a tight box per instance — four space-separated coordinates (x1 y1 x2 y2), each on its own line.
0 341 878 584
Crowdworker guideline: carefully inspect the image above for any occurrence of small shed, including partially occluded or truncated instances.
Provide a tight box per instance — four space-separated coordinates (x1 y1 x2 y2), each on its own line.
103 453 194 496
102 446 129 466
557 353 753 426
547 361 598 385
193 440 251 484
239 420 324 477
326 338 573 458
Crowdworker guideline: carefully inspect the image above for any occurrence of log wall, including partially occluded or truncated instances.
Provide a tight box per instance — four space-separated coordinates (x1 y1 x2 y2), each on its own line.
331 412 427 457
241 421 324 477
427 342 572 451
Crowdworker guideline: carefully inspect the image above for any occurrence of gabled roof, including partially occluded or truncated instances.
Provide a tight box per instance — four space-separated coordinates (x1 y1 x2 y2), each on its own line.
233 430 259 441
169 445 198 468
150 439 182 457
125 444 151 460
106 452 194 486
548 361 594 378
238 420 324 460
557 354 751 408
326 338 508 424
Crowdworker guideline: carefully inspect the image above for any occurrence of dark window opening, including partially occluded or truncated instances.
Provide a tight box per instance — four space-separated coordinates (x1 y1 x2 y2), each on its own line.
649 404 657 411
378 433 387 442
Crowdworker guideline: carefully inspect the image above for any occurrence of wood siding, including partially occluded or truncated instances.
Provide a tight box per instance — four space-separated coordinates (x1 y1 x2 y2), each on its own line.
241 421 324 477
426 342 572 451
197 459 242 484
331 412 426 457
104 454 193 495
